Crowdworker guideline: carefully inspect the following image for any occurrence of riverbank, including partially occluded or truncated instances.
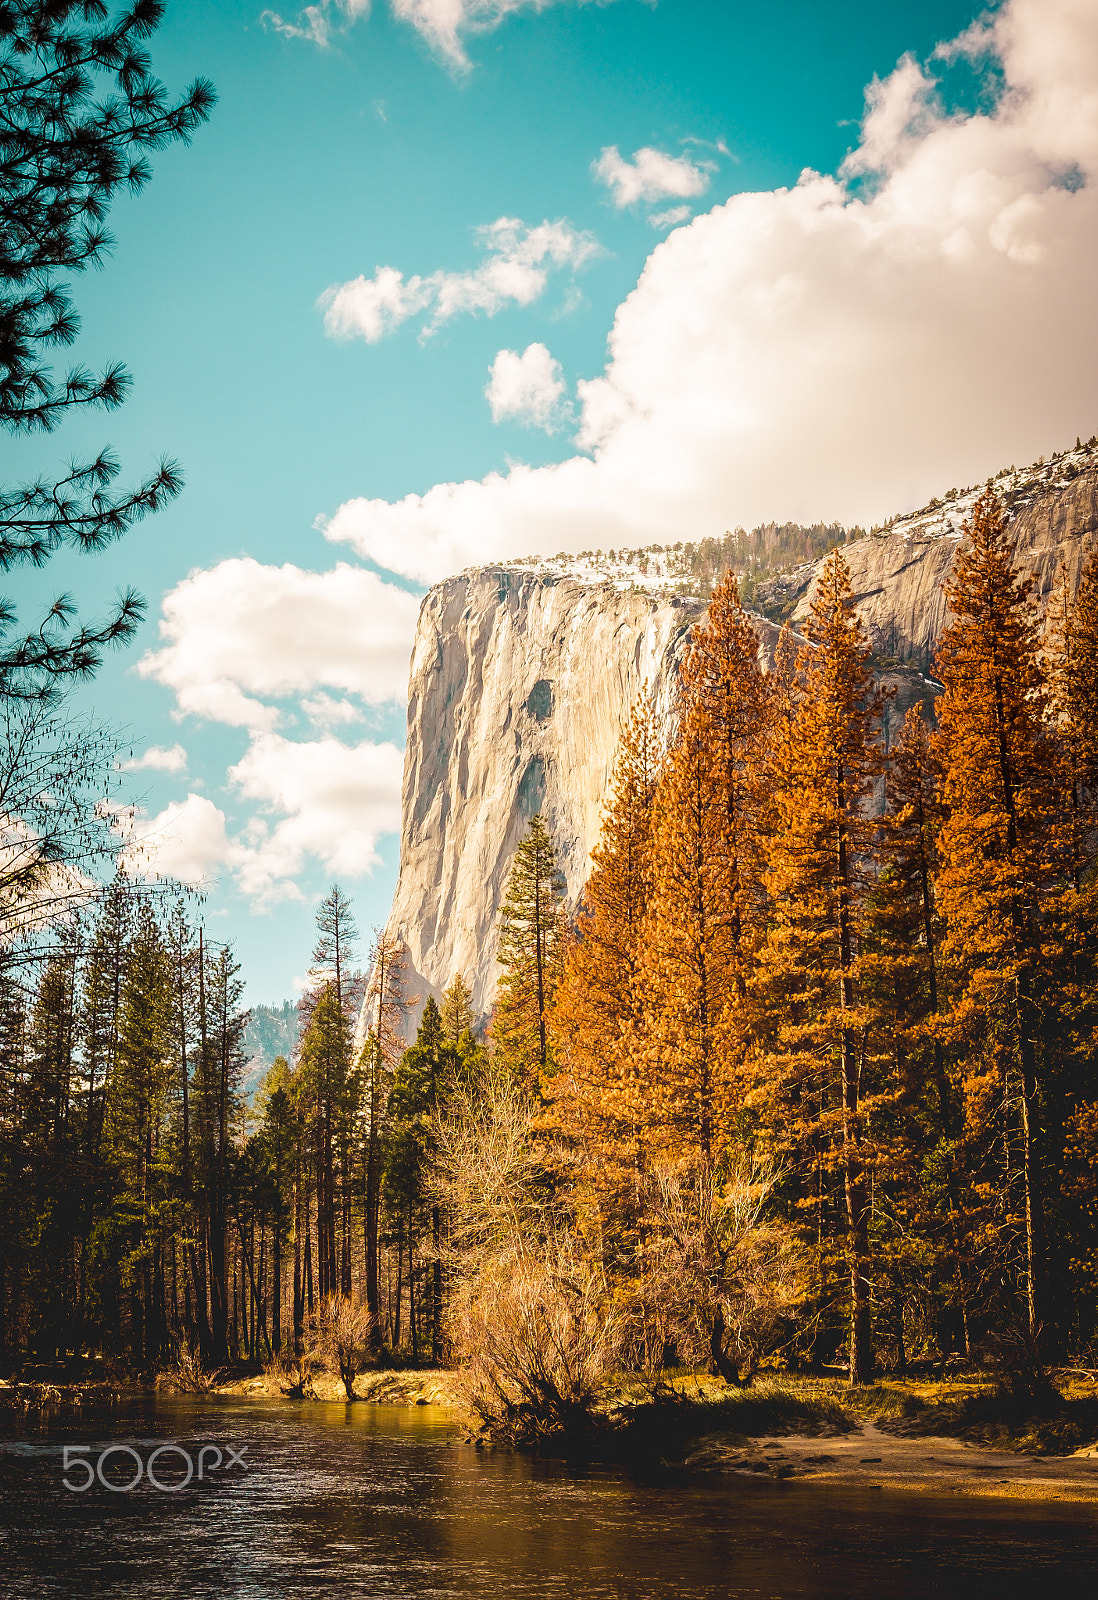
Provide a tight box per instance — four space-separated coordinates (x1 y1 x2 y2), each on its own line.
212 1367 460 1406
9 1363 1098 1501
599 1374 1098 1501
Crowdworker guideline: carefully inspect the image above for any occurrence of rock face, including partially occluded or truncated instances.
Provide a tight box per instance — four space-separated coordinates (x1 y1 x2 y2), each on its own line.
387 568 716 1019
757 462 1098 672
383 456 1098 1030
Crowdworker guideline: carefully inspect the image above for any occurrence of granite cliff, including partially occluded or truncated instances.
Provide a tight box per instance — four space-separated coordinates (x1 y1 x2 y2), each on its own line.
385 569 752 1020
380 445 1098 1028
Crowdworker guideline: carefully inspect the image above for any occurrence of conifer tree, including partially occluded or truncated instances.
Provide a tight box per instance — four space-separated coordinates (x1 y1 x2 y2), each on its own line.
0 2 215 698
552 696 660 1186
440 972 475 1044
753 550 885 1383
104 899 173 1363
933 489 1058 1340
297 981 356 1301
633 578 768 1166
361 929 411 1345
492 815 566 1094
869 705 972 1358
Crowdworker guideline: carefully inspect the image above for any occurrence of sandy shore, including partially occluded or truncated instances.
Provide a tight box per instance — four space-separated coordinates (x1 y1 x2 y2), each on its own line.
679 1418 1098 1501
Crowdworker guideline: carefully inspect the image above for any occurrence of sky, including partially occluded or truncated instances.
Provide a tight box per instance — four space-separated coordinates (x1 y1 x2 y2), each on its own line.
14 0 1098 1002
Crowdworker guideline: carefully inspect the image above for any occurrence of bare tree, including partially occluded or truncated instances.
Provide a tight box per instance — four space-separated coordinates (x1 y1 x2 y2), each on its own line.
638 1159 804 1384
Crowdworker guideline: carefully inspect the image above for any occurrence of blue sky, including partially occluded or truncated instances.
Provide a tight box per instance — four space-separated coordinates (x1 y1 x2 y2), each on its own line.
17 0 1098 1001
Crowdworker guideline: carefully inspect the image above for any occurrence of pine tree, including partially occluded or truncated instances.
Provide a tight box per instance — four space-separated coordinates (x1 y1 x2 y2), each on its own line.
361 929 411 1347
933 489 1058 1341
103 899 173 1363
552 696 660 1195
492 815 566 1094
633 578 768 1167
753 550 885 1383
440 973 475 1044
0 3 215 698
868 705 972 1359
297 980 356 1300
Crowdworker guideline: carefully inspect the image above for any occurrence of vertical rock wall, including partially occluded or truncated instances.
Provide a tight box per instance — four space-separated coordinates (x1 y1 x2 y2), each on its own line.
384 569 707 1020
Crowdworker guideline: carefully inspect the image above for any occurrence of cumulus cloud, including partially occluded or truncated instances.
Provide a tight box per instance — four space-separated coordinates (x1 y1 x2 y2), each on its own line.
229 733 403 900
486 342 567 430
321 0 1098 585
120 743 188 774
137 558 414 903
116 794 243 887
139 557 420 729
264 0 616 71
319 217 600 344
115 740 404 904
593 145 714 208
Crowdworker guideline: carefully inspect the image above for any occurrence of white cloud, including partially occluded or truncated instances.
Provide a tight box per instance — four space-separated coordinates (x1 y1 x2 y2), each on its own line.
593 145 714 208
486 343 567 430
139 558 420 730
120 743 188 774
138 559 415 904
321 0 1098 585
264 0 617 71
261 0 369 48
229 733 403 900
114 738 404 904
649 205 693 231
117 794 243 887
300 692 365 729
319 217 600 343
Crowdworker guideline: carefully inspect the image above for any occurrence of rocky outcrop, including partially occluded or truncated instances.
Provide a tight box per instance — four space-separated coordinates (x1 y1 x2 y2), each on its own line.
756 461 1098 672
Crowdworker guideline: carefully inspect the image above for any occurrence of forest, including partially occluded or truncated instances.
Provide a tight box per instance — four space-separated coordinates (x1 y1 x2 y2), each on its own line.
4 486 1098 1435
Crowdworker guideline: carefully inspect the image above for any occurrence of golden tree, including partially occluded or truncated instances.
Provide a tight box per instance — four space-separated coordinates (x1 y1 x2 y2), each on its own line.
551 696 661 1248
633 575 769 1165
752 550 884 1383
933 489 1059 1340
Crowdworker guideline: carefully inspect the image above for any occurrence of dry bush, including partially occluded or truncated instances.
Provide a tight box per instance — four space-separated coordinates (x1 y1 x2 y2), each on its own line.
156 1339 226 1394
432 1056 561 1258
433 1060 620 1442
451 1236 623 1445
303 1295 373 1399
636 1158 804 1384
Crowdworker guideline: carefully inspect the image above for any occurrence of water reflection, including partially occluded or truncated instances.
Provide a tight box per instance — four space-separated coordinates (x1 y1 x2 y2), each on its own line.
0 1396 1093 1598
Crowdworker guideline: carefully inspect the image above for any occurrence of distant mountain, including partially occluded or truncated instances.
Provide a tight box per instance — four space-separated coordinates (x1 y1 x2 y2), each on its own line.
241 999 298 1101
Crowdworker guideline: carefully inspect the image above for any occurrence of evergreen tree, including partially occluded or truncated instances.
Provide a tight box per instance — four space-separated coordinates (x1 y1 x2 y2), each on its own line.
753 550 885 1383
492 814 566 1093
552 695 660 1197
933 490 1059 1340
361 929 411 1347
439 972 475 1044
0 2 215 697
101 899 173 1363
633 578 768 1167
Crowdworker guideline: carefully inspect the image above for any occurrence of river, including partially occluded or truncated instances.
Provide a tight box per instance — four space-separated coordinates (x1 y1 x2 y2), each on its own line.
1 1395 1095 1597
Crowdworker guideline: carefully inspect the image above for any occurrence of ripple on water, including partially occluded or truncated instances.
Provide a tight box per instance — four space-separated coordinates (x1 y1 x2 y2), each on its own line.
0 1395 1096 1599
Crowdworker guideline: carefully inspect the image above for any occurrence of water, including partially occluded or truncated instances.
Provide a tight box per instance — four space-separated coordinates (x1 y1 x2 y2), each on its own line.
1 1395 1096 1598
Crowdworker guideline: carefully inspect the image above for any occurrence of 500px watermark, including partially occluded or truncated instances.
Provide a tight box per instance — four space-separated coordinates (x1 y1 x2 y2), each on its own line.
61 1443 249 1492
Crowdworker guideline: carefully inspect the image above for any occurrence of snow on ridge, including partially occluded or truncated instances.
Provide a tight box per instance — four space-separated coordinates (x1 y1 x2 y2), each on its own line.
456 436 1098 598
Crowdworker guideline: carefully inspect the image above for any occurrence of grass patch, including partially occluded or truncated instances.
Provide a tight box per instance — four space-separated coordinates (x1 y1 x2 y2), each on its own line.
608 1378 857 1466
849 1376 1098 1456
